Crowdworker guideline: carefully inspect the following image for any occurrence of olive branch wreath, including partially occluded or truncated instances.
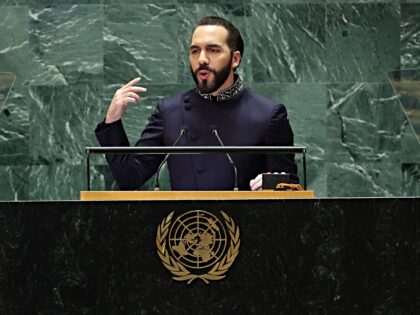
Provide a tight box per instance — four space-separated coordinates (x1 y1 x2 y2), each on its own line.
156 211 240 284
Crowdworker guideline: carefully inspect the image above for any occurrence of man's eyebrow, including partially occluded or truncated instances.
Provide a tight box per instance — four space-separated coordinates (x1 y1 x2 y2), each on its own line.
190 44 222 50
206 44 222 49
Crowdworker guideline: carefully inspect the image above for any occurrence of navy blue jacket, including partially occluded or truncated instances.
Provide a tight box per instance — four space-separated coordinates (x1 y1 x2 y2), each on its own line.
95 88 298 190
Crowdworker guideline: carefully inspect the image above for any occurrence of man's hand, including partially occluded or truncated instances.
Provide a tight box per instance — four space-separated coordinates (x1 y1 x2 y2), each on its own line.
249 173 266 191
250 172 278 191
105 77 147 124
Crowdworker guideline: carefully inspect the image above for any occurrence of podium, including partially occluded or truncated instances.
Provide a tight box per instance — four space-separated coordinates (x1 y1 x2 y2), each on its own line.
80 190 315 200
1 196 418 314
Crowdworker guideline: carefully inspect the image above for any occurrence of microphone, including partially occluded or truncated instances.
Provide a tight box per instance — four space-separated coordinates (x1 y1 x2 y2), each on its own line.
154 126 188 191
209 125 239 191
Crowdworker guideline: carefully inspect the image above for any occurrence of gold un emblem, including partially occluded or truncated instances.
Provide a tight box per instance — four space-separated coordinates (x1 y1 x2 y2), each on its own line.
156 210 240 284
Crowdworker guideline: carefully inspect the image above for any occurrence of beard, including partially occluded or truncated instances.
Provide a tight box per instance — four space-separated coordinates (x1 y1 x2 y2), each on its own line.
190 54 233 94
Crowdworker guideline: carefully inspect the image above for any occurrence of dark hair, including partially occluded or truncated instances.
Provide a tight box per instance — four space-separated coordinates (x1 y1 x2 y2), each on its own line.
196 16 244 63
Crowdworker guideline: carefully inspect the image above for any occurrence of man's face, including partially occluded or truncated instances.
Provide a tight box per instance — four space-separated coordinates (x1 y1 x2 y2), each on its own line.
189 25 237 94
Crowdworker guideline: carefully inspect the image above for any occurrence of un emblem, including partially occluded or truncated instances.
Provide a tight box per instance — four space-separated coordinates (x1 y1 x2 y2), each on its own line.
156 210 240 284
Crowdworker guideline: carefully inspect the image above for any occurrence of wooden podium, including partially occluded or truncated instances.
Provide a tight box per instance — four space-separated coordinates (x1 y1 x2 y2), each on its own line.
80 190 315 200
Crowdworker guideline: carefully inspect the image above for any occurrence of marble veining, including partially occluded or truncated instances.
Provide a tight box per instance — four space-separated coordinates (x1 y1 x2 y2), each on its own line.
0 2 419 199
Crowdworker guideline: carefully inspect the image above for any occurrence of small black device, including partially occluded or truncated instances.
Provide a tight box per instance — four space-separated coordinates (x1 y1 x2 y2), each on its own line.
262 173 290 190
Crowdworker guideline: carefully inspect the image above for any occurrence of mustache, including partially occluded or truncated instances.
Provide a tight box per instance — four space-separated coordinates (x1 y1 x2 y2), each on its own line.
194 65 216 75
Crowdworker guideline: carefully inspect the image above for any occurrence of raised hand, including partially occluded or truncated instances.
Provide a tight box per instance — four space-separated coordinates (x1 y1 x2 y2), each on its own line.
105 77 147 124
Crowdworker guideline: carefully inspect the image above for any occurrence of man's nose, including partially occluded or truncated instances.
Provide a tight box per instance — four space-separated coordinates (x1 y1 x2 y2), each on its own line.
198 51 209 65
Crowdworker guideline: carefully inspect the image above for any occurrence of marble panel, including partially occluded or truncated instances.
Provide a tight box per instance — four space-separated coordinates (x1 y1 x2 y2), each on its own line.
29 84 103 165
327 161 403 196
251 83 327 160
0 6 31 89
256 0 326 3
177 3 252 85
0 0 25 3
178 0 247 3
28 5 103 86
400 120 420 163
103 0 176 3
251 83 327 194
0 1 418 200
326 83 408 163
28 164 85 200
88 152 107 166
0 90 29 165
0 6 31 166
297 156 327 196
257 0 404 3
1 1 103 4
0 166 29 200
325 3 400 82
104 4 178 86
250 3 327 83
88 164 117 192
326 0 398 3
401 3 420 69
402 163 420 196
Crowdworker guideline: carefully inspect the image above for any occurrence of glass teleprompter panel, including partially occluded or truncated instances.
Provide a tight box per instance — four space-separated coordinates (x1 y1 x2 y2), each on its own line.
0 72 16 113
388 69 420 144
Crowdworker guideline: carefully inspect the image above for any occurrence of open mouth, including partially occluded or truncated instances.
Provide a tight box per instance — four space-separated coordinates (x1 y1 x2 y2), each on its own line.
197 69 211 80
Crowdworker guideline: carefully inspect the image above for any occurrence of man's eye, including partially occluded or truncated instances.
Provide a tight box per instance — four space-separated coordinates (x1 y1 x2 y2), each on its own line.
210 48 219 53
190 49 198 55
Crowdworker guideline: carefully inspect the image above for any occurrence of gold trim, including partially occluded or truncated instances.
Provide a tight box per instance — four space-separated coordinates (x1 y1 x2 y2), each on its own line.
80 190 315 200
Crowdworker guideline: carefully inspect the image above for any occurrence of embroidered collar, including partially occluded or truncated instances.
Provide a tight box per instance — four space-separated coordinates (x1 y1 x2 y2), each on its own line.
196 75 245 101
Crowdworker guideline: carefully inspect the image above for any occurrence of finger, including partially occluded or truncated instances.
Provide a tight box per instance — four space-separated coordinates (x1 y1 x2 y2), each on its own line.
123 77 141 88
120 85 147 94
251 172 273 190
123 96 138 105
250 180 261 191
126 91 141 102
130 86 147 92
254 178 263 190
250 181 256 191
250 174 263 191
114 93 140 107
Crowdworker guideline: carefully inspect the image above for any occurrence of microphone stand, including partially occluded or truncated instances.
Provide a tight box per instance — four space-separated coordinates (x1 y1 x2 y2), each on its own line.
154 126 188 191
210 127 239 191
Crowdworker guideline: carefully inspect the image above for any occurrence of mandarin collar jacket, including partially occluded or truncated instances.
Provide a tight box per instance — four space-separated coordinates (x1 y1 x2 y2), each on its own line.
95 88 298 190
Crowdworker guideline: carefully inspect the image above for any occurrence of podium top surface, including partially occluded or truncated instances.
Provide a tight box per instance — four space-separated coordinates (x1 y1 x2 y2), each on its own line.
80 190 315 201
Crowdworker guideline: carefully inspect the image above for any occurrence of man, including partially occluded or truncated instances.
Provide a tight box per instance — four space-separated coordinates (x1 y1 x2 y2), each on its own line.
96 16 297 191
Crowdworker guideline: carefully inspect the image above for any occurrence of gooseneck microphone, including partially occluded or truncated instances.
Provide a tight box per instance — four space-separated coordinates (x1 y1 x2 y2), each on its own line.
154 126 188 191
209 125 239 191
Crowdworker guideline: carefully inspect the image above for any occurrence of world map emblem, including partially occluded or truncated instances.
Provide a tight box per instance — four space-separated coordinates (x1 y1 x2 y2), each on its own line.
156 210 240 284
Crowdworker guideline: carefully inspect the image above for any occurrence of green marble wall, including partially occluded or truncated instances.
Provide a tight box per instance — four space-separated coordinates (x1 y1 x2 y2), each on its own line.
0 0 419 200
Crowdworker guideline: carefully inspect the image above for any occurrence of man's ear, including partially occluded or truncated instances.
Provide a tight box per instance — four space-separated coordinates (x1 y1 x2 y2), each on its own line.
232 51 241 69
